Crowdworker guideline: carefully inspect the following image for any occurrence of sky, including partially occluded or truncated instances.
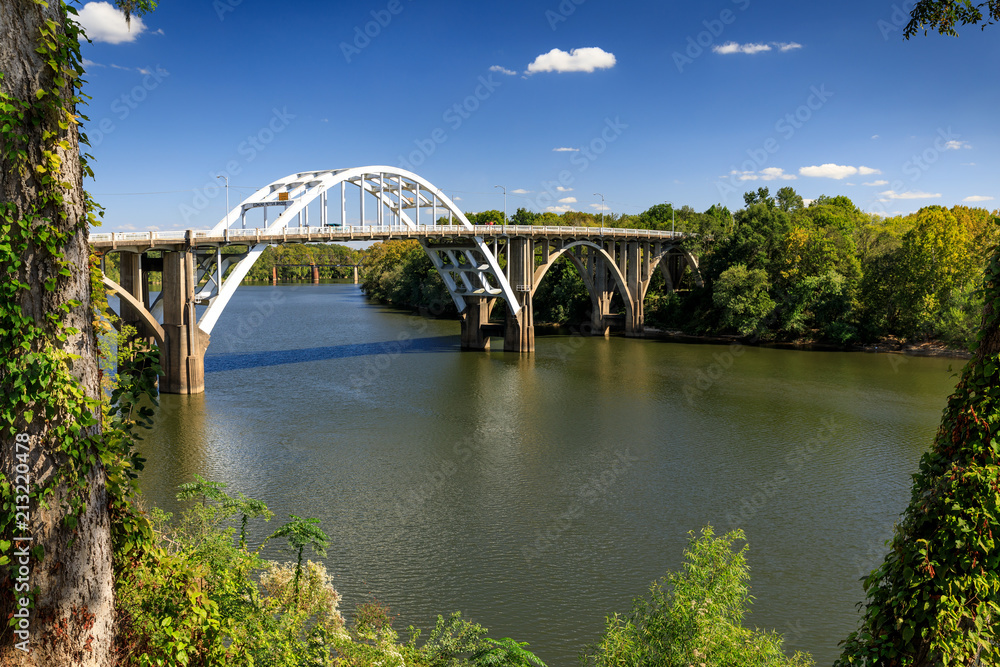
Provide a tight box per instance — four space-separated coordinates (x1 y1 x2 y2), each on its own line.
76 0 1000 233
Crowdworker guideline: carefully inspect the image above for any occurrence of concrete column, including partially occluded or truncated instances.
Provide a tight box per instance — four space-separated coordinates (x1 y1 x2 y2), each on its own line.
460 297 491 351
504 237 534 353
271 266 277 285
353 266 359 284
311 263 320 284
625 241 644 337
160 250 208 394
591 257 612 337
118 252 144 331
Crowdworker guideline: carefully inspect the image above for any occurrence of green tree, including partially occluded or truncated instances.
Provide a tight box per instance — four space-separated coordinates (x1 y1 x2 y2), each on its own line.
1 2 154 664
905 0 1000 36
837 240 1000 666
712 264 775 336
583 526 812 667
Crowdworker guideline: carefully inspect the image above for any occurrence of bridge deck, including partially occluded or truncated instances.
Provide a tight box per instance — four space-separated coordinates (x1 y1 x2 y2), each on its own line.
90 224 684 251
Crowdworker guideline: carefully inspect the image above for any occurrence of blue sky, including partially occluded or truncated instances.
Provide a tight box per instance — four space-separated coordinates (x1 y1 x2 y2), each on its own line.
77 0 999 232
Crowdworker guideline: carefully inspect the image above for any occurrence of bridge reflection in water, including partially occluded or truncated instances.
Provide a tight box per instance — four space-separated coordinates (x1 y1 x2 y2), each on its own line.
90 166 701 394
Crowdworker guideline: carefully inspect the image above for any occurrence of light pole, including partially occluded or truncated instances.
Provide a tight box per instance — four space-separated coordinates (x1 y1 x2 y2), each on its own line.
494 185 506 224
594 193 605 225
217 175 230 228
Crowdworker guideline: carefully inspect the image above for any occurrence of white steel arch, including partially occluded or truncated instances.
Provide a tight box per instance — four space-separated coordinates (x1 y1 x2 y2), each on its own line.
196 166 518 334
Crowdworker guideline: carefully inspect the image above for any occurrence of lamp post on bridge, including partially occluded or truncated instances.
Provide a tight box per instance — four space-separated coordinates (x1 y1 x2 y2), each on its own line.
217 175 230 229
494 185 506 224
594 192 605 226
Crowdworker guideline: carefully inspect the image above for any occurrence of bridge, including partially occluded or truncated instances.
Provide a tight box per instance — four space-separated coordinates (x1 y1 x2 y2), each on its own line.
90 166 700 394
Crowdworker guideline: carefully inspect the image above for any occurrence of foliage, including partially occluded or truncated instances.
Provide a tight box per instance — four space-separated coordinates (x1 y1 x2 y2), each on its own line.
360 239 457 315
115 479 545 667
713 264 775 336
582 526 813 667
904 0 1000 37
835 242 1000 666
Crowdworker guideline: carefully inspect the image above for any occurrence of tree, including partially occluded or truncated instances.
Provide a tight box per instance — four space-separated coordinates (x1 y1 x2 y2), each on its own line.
1 1 152 664
904 0 1000 36
583 526 812 667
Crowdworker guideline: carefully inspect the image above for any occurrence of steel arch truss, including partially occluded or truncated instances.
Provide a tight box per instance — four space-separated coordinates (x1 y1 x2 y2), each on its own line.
196 166 519 334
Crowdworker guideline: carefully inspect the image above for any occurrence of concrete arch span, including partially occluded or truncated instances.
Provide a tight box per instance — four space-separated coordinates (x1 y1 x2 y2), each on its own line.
530 240 635 334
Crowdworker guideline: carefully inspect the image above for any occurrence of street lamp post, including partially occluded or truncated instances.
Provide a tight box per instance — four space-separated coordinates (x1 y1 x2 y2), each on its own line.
594 192 605 226
494 185 506 224
217 175 230 229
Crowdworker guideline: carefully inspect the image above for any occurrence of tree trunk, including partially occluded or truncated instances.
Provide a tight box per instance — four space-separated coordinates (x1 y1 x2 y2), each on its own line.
1 1 115 665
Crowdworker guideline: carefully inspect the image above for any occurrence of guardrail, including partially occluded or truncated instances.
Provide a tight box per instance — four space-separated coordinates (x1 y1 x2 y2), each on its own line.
90 225 687 245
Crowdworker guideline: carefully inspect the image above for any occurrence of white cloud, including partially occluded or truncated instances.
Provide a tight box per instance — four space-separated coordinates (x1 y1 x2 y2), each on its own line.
119 223 137 231
547 205 575 213
526 47 616 74
556 186 573 192
489 65 517 76
552 147 579 152
878 190 941 200
871 134 880 140
590 203 609 211
713 42 771 55
858 166 881 175
963 195 994 202
729 168 795 181
77 1 146 44
151 28 164 36
803 199 815 207
962 162 977 166
759 167 796 181
453 196 462 202
558 196 577 204
944 140 972 150
82 58 104 68
774 42 803 51
799 164 859 180
511 188 531 195
863 180 889 187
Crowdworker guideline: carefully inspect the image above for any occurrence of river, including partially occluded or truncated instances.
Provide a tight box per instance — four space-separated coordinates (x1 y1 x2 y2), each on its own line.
136 282 959 666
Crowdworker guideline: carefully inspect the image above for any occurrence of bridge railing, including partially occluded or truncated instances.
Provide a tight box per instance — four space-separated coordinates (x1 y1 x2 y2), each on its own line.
90 225 686 244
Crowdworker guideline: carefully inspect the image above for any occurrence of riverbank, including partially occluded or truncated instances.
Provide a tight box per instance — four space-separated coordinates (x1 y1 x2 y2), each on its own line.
637 327 972 359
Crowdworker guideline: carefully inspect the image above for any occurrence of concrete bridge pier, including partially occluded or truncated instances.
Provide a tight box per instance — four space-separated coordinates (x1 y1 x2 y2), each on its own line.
160 250 208 394
503 238 534 354
460 297 493 351
118 252 145 334
625 241 645 337
587 243 615 337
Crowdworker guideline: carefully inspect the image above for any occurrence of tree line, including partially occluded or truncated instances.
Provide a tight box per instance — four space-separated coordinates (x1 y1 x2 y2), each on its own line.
361 187 998 350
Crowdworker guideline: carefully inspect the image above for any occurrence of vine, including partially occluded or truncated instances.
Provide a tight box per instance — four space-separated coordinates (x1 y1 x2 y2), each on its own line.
836 228 1000 665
